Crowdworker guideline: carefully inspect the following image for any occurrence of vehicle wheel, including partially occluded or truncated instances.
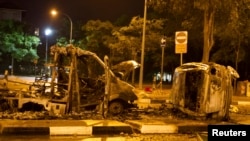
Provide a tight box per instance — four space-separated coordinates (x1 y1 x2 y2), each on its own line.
108 101 124 115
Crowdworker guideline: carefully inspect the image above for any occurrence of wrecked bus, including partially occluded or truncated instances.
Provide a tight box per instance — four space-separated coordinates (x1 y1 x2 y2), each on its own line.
171 62 239 120
0 45 140 115
49 45 140 115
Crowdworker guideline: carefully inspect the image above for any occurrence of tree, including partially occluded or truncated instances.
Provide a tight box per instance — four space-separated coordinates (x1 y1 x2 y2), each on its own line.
211 0 250 79
113 16 167 63
195 0 237 62
0 20 40 62
148 0 237 62
80 20 115 60
80 17 175 81
111 16 181 81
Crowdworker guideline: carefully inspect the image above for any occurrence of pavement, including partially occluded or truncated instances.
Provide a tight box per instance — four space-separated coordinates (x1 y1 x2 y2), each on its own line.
1 76 250 136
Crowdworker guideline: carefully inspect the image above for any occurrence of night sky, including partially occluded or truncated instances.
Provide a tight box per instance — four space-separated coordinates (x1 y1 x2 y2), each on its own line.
7 0 144 29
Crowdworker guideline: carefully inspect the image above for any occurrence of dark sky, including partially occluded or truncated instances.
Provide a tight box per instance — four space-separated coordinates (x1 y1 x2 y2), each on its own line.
7 0 144 30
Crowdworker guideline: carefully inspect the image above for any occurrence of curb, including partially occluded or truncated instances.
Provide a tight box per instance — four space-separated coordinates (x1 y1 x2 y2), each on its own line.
1 126 50 135
125 120 242 134
137 97 250 107
125 120 179 133
1 126 133 135
0 120 133 135
125 120 209 134
0 119 249 135
50 126 92 135
232 100 250 105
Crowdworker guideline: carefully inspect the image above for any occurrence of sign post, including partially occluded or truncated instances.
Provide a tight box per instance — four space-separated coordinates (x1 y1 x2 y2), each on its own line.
175 31 188 65
160 37 166 91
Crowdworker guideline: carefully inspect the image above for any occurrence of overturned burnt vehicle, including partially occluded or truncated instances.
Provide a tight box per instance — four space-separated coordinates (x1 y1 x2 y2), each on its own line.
171 62 239 121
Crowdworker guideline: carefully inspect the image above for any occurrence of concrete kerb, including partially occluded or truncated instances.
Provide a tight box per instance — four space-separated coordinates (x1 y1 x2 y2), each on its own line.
125 120 179 134
0 119 209 135
0 118 249 135
0 119 227 135
231 100 250 106
125 119 245 134
0 120 133 136
125 119 210 134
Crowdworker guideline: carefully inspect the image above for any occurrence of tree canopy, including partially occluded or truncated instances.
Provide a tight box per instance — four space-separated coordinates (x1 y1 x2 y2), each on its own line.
51 0 250 80
0 20 40 62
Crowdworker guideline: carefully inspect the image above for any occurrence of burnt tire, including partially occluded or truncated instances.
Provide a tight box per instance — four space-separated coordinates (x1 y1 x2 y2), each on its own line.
108 101 124 115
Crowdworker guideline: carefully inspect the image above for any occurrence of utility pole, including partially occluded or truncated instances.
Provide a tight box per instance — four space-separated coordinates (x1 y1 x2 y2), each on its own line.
139 0 147 89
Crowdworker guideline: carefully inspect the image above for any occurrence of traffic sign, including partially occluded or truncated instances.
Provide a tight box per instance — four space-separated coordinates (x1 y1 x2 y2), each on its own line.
175 44 187 53
175 31 188 54
161 37 166 47
175 31 188 44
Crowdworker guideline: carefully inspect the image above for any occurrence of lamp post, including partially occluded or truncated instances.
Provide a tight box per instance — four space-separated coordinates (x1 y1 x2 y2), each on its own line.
139 0 147 89
51 9 73 44
160 36 166 91
45 28 52 65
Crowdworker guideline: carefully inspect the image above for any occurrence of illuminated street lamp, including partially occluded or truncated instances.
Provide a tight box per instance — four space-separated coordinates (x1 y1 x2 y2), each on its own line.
45 28 52 65
50 9 73 44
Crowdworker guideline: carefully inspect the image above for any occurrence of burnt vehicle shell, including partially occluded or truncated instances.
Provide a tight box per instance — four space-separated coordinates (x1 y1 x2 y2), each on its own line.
54 49 140 115
0 58 139 114
171 62 239 121
79 75 138 114
111 60 140 81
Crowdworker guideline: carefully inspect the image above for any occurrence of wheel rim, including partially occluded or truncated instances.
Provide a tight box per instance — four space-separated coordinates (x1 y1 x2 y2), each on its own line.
109 102 123 114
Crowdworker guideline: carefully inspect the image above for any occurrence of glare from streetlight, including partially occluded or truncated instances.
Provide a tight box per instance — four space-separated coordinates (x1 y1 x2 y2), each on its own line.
50 9 73 44
51 9 58 16
45 28 52 36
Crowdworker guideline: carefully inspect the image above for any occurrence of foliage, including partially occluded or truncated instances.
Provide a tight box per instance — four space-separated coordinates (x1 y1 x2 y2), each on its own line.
111 16 174 69
212 0 250 64
0 20 40 62
52 0 249 80
148 0 249 65
55 37 69 47
120 0 248 80
77 17 175 81
147 0 204 63
80 20 114 60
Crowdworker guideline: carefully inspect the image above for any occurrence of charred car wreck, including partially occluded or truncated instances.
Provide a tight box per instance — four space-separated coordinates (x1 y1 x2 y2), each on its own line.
171 62 239 120
48 44 140 115
0 45 140 116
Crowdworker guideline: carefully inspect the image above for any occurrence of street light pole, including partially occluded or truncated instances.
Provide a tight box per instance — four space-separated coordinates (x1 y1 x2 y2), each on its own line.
139 0 147 89
45 28 52 65
45 36 48 64
63 13 73 44
51 9 73 44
